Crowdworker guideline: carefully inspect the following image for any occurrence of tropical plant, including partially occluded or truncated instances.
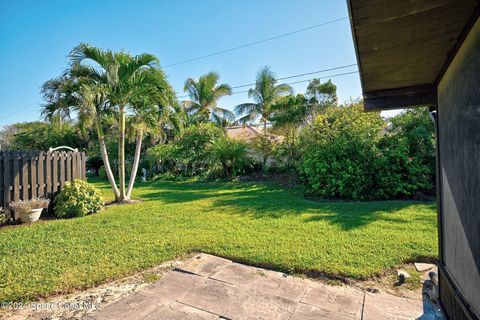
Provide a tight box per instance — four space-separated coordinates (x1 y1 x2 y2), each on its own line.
207 136 248 178
183 72 233 124
234 66 292 131
125 69 179 198
211 112 234 129
43 43 176 202
42 71 121 199
54 180 103 218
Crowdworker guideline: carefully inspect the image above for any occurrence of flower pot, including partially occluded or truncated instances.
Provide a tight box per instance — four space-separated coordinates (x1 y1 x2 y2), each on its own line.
19 208 43 223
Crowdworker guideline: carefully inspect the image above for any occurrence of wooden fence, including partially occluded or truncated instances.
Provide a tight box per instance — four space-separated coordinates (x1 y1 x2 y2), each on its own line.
0 150 86 219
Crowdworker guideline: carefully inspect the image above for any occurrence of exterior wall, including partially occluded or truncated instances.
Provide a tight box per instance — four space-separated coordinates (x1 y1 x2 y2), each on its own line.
437 17 480 319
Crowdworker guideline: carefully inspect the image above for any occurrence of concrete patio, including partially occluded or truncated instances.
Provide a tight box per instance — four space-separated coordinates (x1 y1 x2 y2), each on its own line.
87 254 442 320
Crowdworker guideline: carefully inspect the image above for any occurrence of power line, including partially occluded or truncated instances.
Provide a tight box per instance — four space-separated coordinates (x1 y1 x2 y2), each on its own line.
164 17 348 68
229 63 357 89
177 68 359 99
0 104 36 120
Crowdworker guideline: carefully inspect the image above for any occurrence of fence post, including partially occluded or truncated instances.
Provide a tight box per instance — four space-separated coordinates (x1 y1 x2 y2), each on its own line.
38 152 44 198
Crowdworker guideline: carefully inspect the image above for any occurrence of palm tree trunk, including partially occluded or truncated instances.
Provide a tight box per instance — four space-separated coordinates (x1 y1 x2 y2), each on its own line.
126 129 143 199
118 105 127 201
96 121 120 199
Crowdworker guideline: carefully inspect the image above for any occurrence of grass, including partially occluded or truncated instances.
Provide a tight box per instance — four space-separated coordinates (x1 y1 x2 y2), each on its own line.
0 178 438 302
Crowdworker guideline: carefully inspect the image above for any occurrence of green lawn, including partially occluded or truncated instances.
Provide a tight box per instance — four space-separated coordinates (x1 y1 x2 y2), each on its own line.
0 179 437 302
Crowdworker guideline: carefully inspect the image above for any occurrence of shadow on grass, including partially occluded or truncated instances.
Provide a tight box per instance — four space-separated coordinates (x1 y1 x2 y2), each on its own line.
139 180 436 230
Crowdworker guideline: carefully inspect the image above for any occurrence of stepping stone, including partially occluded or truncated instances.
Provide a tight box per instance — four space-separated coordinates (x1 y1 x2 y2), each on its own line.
177 253 232 277
414 263 435 272
300 283 364 319
362 291 423 320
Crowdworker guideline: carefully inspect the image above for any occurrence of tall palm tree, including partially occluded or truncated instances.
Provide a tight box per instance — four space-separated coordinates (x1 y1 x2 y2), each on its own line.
125 69 179 198
183 72 233 123
41 74 121 199
69 43 164 202
234 66 293 131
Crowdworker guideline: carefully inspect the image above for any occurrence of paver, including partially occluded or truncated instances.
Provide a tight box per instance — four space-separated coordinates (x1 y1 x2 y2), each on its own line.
88 291 161 320
248 268 308 302
362 291 424 320
143 302 219 320
210 262 262 288
301 284 364 319
177 253 232 277
85 254 442 320
290 303 357 320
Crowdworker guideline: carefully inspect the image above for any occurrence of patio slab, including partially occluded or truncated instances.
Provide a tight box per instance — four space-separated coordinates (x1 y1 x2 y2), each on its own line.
88 253 442 320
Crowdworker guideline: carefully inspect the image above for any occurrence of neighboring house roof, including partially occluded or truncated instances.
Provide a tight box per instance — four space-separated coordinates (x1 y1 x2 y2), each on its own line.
347 0 479 111
226 126 263 141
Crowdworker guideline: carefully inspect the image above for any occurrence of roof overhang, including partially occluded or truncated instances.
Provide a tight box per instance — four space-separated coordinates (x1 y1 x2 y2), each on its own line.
347 0 480 111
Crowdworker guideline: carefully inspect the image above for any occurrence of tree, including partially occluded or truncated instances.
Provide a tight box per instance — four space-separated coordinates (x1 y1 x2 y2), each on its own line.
305 79 337 122
183 72 233 124
270 94 308 145
211 112 234 129
250 133 278 173
42 73 121 199
269 94 308 168
68 43 173 202
125 70 179 198
234 66 293 131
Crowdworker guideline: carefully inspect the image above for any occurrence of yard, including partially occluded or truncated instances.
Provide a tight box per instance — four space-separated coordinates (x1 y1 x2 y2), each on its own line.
0 178 437 303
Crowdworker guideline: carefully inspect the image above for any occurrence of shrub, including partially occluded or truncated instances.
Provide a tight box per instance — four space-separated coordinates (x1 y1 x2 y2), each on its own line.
207 137 249 178
299 102 435 200
299 102 385 200
146 123 225 177
54 180 103 218
146 143 181 175
0 209 7 225
249 133 279 172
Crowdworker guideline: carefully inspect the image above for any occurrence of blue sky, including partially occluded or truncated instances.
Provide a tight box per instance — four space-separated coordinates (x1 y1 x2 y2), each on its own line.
0 0 397 127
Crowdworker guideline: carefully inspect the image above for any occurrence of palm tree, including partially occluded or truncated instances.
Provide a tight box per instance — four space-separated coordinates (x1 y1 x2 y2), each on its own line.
234 66 293 131
125 69 179 199
211 112 234 129
41 74 121 199
69 43 164 202
183 72 233 123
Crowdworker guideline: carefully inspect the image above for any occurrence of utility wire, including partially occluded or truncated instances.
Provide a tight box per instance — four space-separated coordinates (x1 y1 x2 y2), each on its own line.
229 63 357 89
0 104 36 120
164 17 348 67
177 69 359 99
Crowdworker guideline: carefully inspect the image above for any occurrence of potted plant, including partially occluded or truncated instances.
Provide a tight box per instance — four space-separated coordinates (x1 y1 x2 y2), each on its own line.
9 198 50 223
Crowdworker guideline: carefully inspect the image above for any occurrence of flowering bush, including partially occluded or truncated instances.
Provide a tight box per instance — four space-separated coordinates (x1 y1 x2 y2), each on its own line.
54 180 103 218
